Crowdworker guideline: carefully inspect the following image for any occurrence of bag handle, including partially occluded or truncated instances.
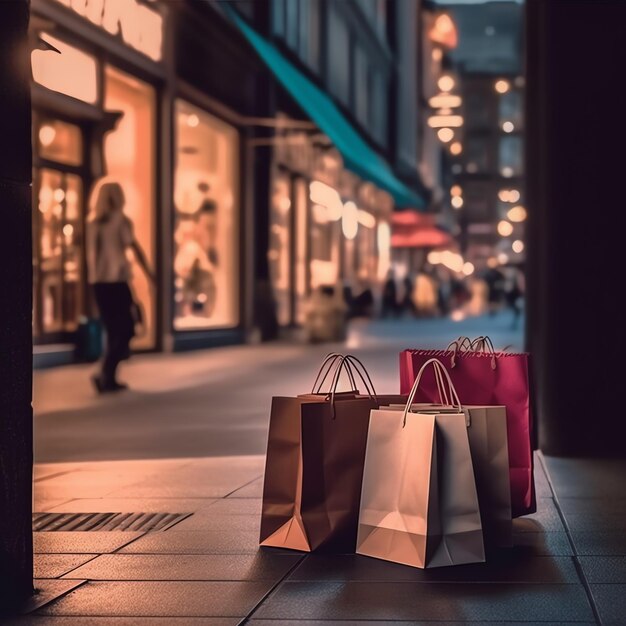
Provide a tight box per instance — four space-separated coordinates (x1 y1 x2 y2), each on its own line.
403 358 461 427
447 336 473 369
342 354 378 398
327 355 378 418
446 336 473 352
469 336 497 369
311 353 358 394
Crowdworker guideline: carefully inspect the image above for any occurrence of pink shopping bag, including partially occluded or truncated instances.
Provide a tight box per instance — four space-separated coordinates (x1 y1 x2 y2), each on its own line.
400 338 535 517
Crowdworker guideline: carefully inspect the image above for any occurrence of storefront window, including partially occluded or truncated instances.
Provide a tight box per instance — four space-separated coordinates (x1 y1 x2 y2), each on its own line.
38 119 83 167
32 33 98 104
173 101 240 330
309 181 341 289
294 178 309 324
33 169 83 335
104 66 156 348
269 173 292 326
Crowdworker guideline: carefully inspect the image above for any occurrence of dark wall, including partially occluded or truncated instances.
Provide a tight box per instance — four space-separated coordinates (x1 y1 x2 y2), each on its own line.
0 0 34 610
526 0 626 456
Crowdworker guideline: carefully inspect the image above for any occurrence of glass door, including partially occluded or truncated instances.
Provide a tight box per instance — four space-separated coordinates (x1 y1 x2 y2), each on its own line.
33 117 87 341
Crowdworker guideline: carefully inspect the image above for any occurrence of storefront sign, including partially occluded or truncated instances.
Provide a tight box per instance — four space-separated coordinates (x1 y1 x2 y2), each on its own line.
52 0 163 61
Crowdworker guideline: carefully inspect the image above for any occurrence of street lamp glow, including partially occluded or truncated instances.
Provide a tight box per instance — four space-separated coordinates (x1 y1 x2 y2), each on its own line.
429 94 462 109
498 252 509 265
450 185 462 196
437 127 454 142
450 142 462 155
501 166 514 177
463 262 475 276
432 48 443 62
495 79 510 94
502 121 515 133
507 205 527 222
428 115 464 128
451 196 463 209
512 239 524 253
438 75 455 92
427 251 442 264
497 220 514 237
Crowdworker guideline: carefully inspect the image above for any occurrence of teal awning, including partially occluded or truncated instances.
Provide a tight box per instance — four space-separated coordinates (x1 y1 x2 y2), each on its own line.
226 8 425 208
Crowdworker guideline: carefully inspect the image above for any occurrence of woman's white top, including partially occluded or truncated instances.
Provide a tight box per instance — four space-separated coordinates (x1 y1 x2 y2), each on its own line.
86 211 134 284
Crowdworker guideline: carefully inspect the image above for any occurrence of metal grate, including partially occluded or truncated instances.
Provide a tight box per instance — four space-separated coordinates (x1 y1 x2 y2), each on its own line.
33 512 192 532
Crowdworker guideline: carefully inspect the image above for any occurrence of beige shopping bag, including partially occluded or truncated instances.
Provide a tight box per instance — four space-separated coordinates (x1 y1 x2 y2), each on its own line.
357 358 485 568
386 357 512 548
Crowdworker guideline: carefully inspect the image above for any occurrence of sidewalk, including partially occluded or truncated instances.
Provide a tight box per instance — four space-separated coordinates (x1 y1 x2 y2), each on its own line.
12 315 624 624
13 452 626 624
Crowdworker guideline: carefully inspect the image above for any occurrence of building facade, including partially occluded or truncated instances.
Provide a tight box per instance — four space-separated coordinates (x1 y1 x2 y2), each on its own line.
29 0 427 365
445 1 525 269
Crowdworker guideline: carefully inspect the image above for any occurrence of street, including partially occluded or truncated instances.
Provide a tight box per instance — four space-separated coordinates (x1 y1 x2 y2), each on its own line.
34 314 523 464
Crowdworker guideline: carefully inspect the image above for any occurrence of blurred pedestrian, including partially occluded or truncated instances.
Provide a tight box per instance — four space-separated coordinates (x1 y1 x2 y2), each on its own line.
86 179 153 393
504 267 525 329
401 274 417 317
483 266 505 316
381 271 398 318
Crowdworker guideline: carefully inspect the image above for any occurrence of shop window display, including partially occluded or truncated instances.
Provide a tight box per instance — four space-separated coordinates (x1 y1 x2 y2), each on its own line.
173 101 239 330
33 168 83 335
104 66 156 348
269 173 292 326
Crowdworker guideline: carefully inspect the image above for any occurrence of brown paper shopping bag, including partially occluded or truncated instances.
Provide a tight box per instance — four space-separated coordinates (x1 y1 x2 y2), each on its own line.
260 354 405 553
356 358 485 568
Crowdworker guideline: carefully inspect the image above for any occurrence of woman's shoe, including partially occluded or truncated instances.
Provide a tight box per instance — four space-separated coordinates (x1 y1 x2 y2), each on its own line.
91 375 105 394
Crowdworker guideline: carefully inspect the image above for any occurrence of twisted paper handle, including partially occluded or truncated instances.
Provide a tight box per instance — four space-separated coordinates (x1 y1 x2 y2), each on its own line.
403 358 462 427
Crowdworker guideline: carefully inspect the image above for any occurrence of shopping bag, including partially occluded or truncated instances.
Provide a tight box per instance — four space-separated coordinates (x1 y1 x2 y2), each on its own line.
357 358 485 568
400 336 535 517
260 354 404 552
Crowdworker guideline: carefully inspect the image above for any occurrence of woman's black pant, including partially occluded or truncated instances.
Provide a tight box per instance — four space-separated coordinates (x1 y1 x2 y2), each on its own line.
93 282 134 386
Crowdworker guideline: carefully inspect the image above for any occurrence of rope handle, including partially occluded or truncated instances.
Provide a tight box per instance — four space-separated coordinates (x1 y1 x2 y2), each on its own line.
469 336 497 369
403 358 461 427
327 355 377 418
311 353 357 394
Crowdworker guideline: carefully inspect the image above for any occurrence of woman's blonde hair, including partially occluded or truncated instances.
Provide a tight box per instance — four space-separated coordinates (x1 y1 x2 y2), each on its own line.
88 178 125 221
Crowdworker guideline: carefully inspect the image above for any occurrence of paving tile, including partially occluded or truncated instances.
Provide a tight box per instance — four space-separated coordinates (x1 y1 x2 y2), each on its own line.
227 477 263 498
39 580 272 617
534 467 553 498
543 457 626 498
8 618 237 626
118 530 270 555
20 580 86 613
171 511 261 532
250 622 596 626
590 584 626 624
253 581 594 621
579 556 626 583
571 531 626 556
203 498 262 516
64 553 301 581
34 554 97 579
558 497 626 531
288 553 579 583
47 498 216 513
512 497 566 532
511 532 574 556
34 532 144 554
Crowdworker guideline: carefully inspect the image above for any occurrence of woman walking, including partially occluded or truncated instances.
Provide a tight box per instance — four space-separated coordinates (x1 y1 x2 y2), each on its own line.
86 179 152 393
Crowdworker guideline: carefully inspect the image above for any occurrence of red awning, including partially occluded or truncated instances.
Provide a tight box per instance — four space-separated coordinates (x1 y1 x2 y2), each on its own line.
391 211 453 248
